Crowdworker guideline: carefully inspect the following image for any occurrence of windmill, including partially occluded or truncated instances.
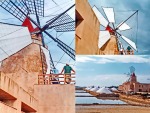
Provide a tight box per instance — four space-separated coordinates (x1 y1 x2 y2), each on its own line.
92 6 138 55
0 0 75 72
124 66 136 82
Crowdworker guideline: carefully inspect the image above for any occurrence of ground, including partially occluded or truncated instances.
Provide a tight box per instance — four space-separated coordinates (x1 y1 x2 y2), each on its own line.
76 105 150 113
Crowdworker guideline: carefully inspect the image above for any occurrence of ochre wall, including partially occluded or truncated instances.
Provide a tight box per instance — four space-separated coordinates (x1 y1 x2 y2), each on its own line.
0 40 75 113
99 35 119 55
34 84 75 113
0 72 38 113
75 0 100 55
134 83 150 92
0 101 17 113
119 82 150 93
1 43 43 93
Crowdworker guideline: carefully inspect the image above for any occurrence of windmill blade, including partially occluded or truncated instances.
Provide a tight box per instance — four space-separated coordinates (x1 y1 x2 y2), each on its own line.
44 31 75 60
115 10 138 31
0 0 29 22
121 35 137 51
92 6 109 27
42 4 75 32
47 13 75 32
23 0 44 16
0 1 75 60
56 37 75 60
102 7 115 23
41 46 56 73
98 31 111 48
0 23 32 61
117 22 131 31
52 21 75 32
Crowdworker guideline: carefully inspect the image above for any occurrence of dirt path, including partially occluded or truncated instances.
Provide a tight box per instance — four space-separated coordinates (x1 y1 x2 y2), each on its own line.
76 105 150 113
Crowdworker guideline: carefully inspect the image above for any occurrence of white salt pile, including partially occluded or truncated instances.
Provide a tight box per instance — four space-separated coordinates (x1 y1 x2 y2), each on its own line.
96 87 112 94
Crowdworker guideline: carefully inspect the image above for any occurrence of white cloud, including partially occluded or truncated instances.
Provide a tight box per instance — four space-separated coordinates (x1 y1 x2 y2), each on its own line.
76 55 150 64
96 57 115 64
76 74 128 87
98 55 150 63
76 56 96 63
137 74 150 83
76 73 150 87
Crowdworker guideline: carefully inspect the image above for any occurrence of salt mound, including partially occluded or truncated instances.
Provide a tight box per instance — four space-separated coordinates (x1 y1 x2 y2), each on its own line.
90 87 99 92
85 86 93 90
96 87 112 94
85 87 91 90
111 87 118 91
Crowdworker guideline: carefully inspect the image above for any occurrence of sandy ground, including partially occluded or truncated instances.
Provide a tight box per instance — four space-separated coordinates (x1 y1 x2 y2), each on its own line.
76 105 150 113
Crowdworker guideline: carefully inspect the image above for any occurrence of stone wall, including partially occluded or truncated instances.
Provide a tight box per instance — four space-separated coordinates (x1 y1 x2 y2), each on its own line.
1 43 44 92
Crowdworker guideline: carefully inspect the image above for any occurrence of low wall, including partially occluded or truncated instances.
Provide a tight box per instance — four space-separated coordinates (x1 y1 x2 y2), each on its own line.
0 72 38 111
34 84 75 113
0 101 17 113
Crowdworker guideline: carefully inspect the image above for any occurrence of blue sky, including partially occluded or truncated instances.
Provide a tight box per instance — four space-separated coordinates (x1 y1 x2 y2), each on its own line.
76 55 150 87
88 0 150 55
0 0 75 72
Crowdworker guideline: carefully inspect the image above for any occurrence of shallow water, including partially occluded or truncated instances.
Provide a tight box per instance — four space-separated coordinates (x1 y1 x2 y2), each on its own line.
75 92 91 96
76 90 127 104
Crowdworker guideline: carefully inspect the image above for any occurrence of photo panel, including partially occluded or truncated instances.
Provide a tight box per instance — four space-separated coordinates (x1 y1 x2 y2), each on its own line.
0 0 76 113
75 0 150 55
75 55 150 113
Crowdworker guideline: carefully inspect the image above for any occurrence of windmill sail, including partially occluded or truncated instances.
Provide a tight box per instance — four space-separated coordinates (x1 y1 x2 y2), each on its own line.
102 7 115 23
41 46 51 74
92 6 108 27
121 35 137 51
117 22 131 31
98 31 111 48
0 23 32 61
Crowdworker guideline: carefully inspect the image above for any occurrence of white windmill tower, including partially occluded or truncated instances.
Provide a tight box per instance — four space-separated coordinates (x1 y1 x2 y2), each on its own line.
92 6 138 55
